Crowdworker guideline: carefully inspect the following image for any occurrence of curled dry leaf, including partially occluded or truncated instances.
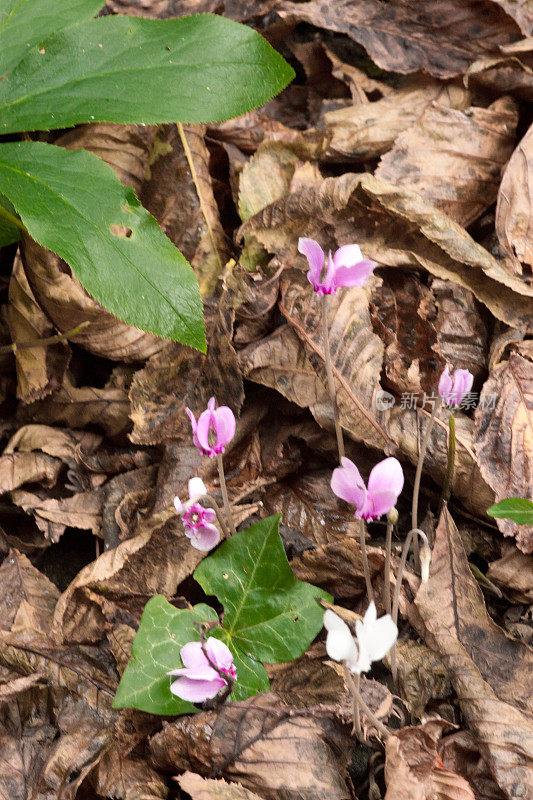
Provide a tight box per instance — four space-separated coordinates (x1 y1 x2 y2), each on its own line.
496 121 533 284
324 79 470 161
431 279 488 383
385 721 475 800
150 693 353 800
11 486 105 542
474 352 533 553
0 451 61 494
291 538 383 601
375 98 518 227
487 545 533 603
142 123 229 296
439 731 507 800
7 252 71 402
0 549 59 634
370 271 445 396
238 171 533 328
466 53 533 101
280 0 523 78
20 124 165 362
415 507 533 798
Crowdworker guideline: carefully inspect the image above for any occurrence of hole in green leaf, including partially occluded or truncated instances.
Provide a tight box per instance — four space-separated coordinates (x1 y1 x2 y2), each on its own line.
110 225 133 239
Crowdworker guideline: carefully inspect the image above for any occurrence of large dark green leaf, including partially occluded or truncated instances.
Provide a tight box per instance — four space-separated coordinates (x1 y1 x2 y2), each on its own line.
113 598 219 715
0 192 22 246
0 141 205 350
0 14 295 134
0 0 103 76
194 515 332 663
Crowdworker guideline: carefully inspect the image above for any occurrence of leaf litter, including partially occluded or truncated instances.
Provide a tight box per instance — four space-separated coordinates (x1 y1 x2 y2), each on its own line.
0 1 532 798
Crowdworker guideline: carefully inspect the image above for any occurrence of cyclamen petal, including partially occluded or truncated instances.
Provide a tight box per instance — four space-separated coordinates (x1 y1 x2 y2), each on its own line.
205 637 234 671
438 365 474 407
298 237 375 295
331 456 404 521
169 675 226 703
188 522 220 551
167 639 236 703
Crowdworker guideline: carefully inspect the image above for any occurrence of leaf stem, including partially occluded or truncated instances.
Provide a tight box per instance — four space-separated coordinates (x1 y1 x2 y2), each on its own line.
0 320 90 354
217 452 237 536
321 294 344 462
0 202 25 233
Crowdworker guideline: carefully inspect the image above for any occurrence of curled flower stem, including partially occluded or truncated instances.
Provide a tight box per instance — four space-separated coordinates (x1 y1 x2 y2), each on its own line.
344 664 389 740
201 493 229 538
217 453 237 536
359 523 374 605
383 516 394 615
440 412 456 509
411 397 441 568
0 320 90 354
321 294 345 462
390 527 429 685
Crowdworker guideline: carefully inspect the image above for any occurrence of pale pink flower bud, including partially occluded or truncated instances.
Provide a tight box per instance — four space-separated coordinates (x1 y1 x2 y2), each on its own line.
438 365 474 407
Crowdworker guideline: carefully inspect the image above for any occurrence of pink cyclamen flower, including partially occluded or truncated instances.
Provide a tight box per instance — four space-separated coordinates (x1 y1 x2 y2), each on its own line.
186 397 236 458
438 365 474 407
298 237 376 295
168 638 236 703
331 456 404 521
174 477 220 552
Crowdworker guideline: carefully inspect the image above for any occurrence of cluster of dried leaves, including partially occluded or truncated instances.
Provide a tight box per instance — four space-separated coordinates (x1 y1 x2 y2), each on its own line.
0 0 532 798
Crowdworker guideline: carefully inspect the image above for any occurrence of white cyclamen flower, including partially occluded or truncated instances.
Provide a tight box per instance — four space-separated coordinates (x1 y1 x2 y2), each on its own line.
173 477 207 514
323 602 398 675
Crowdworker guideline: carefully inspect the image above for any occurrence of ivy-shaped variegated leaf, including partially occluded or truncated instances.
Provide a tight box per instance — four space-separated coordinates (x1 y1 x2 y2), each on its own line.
0 142 205 350
194 514 332 663
487 498 533 526
113 598 220 715
0 14 295 134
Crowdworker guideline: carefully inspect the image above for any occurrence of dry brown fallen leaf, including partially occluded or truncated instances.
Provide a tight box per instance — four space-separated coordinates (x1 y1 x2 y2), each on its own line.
92 747 168 800
141 123 229 296
466 52 533 101
7 252 71 403
370 271 445 396
439 730 507 800
431 278 489 383
11 486 105 542
129 305 243 446
375 98 518 227
474 351 533 553
0 549 59 634
393 639 452 720
179 773 264 800
150 692 353 800
26 368 133 437
280 0 525 78
487 544 533 603
238 171 533 329
495 121 533 284
323 78 470 161
291 538 383 601
385 721 475 800
415 506 533 799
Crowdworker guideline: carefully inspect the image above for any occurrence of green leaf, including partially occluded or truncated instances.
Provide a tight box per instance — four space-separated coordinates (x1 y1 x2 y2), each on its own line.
0 141 206 350
113 597 219 715
0 192 22 247
0 14 295 134
212 629 270 703
487 498 533 526
194 514 332 663
0 0 103 76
